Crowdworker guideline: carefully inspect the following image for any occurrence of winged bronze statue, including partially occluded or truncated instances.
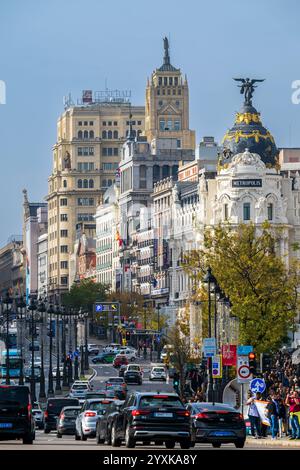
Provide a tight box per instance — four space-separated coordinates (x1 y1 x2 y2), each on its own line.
233 78 265 106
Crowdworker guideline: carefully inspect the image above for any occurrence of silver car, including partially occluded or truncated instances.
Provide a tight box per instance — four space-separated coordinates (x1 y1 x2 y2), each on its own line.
75 398 114 440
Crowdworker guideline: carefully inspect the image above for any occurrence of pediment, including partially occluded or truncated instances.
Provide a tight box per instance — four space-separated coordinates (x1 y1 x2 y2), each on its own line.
159 103 180 115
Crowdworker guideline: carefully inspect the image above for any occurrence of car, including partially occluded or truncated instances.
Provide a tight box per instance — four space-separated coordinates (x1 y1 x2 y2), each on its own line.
88 347 100 356
103 343 121 353
87 343 99 352
32 407 44 430
113 355 129 368
96 400 125 444
69 382 91 399
160 345 174 361
0 379 17 385
44 398 80 433
126 364 143 374
0 385 35 444
118 349 137 362
111 392 191 448
24 366 41 383
105 377 127 391
84 391 107 399
118 365 127 377
187 402 246 448
52 367 64 378
149 366 167 381
29 341 40 352
56 406 81 437
75 398 114 440
92 352 116 364
124 369 142 385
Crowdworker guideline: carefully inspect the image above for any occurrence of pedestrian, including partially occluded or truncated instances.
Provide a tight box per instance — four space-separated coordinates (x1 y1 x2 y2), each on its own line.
266 393 280 440
277 396 287 437
246 391 262 438
285 390 300 439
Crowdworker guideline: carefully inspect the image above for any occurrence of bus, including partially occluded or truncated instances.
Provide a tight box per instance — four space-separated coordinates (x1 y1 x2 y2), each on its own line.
0 327 18 348
0 348 23 379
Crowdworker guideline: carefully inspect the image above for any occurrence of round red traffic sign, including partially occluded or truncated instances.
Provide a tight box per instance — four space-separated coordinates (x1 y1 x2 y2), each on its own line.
238 364 251 379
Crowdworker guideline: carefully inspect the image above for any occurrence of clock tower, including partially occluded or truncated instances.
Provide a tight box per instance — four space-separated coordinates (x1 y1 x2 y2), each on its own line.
144 37 195 150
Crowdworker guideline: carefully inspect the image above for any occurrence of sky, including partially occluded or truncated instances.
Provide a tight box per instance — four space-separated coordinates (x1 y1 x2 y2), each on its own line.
0 0 300 245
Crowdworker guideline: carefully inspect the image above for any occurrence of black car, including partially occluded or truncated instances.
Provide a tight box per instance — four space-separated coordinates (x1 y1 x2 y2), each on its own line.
44 398 80 433
187 402 246 448
124 370 142 385
96 400 124 445
85 391 107 399
0 385 35 444
57 406 81 437
24 367 41 383
118 365 127 378
111 392 191 448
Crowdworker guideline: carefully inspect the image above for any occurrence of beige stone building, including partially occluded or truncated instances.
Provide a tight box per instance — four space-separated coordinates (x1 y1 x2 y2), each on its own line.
46 95 144 300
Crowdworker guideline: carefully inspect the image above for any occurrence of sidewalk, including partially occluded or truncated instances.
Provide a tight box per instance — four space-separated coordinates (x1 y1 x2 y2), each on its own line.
246 436 300 447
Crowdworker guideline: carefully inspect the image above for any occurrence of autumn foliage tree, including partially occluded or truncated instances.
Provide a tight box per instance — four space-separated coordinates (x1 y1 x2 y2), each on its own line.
184 222 300 353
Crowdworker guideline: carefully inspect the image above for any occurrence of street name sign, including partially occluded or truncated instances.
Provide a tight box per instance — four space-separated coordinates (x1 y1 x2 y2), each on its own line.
203 338 217 358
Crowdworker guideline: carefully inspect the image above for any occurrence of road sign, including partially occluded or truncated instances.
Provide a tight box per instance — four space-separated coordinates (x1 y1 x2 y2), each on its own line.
250 378 266 394
237 345 253 355
222 344 237 366
203 338 217 358
212 355 222 378
237 355 251 383
94 302 119 313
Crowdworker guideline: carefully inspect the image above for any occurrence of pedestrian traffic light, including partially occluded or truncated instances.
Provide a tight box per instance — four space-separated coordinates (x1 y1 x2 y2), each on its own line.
248 352 257 375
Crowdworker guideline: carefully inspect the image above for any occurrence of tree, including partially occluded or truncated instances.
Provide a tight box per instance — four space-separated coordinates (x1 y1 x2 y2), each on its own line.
62 279 109 313
184 222 299 353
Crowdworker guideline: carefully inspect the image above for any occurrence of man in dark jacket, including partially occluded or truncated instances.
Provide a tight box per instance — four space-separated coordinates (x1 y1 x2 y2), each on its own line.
266 393 280 439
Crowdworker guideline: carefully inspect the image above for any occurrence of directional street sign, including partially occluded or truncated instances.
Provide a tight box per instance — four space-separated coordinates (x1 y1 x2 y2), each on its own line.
203 338 217 358
237 345 253 355
237 355 252 383
212 355 222 379
250 378 266 394
94 302 119 313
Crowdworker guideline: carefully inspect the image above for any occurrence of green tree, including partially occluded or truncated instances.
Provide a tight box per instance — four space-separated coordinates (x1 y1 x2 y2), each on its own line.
184 222 299 353
62 279 109 313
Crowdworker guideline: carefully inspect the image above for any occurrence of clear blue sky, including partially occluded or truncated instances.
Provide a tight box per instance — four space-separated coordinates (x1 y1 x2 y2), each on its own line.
0 0 300 245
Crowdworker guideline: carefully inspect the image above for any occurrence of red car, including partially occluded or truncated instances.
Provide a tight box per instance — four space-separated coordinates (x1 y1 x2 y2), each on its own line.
113 355 129 368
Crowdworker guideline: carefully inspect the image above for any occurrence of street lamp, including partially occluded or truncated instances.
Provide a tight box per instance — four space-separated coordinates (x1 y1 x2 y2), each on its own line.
47 303 54 396
16 295 26 386
156 304 161 360
203 267 217 402
54 302 61 392
3 292 13 385
37 296 46 400
73 309 79 381
61 306 68 388
78 309 85 376
28 294 38 403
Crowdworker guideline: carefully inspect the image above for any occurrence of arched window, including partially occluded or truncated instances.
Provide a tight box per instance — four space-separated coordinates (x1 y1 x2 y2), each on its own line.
108 179 112 186
63 180 67 188
172 165 178 180
89 130 94 139
113 130 118 139
83 130 88 139
162 165 170 179
78 179 82 188
102 179 107 187
108 130 112 139
102 130 107 139
89 179 94 188
83 179 88 188
78 130 83 139
153 165 160 183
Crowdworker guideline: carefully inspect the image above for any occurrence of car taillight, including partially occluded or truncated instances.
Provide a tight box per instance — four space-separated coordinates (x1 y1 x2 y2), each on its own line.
84 411 97 417
239 413 244 420
131 409 150 416
122 383 126 387
27 404 32 418
44 411 48 418
176 410 190 417
195 412 209 419
60 412 65 420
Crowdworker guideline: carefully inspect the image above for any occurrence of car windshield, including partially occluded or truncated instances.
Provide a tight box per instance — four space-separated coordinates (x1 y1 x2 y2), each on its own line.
153 368 165 372
108 378 123 383
86 393 106 398
139 396 183 409
63 408 80 417
48 399 79 413
128 366 140 371
0 386 29 406
72 385 88 390
88 401 111 412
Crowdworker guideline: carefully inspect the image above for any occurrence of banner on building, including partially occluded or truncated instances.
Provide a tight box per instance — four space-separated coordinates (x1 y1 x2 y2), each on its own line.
222 344 237 366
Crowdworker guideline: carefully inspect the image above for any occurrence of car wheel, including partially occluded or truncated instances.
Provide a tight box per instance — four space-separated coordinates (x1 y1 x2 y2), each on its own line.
212 442 221 448
235 439 245 448
165 441 175 449
23 433 34 444
96 432 105 444
106 427 112 445
75 431 81 441
111 424 121 447
44 428 50 434
125 424 135 448
180 440 190 449
81 427 87 441
56 433 62 438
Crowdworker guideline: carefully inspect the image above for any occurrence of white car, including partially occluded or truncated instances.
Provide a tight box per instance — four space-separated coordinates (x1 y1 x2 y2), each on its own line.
118 349 136 362
70 382 91 398
149 366 167 381
125 364 143 375
52 367 64 378
103 343 121 353
75 398 114 440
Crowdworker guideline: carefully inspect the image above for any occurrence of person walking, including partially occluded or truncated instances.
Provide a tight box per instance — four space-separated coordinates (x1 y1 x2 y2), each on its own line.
266 393 280 440
246 391 262 438
285 391 300 439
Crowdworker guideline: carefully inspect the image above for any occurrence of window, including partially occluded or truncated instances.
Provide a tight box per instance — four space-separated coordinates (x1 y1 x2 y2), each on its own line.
176 139 181 148
60 198 67 206
61 276 68 285
167 119 172 130
63 180 67 188
174 77 178 86
174 120 180 131
84 121 88 126
137 121 142 125
60 245 68 253
89 130 94 139
78 213 94 222
113 130 118 139
102 121 106 126
89 121 93 126
224 204 228 220
178 88 181 95
83 179 88 188
107 179 112 187
114 147 119 156
83 130 88 139
267 203 273 220
103 163 112 170
158 77 162 86
157 89 160 95
153 165 160 183
78 198 94 206
78 147 83 156
89 147 94 155
77 179 82 188
77 162 94 171
139 165 147 189
78 121 82 126
60 214 68 222
102 130 107 139
114 121 118 126
102 179 107 187
89 179 94 188
162 165 170 178
108 130 112 139
169 77 173 86
159 120 165 131
61 261 68 269
159 101 163 106
243 202 251 221
60 230 68 237
108 121 112 126
78 130 83 139
164 77 168 86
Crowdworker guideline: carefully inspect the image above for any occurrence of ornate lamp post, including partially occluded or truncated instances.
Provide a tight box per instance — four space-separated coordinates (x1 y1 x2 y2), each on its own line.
84 310 89 371
47 303 54 396
3 292 13 385
78 309 86 376
28 294 38 403
54 302 61 392
61 306 68 388
37 296 46 400
16 295 26 386
156 304 161 360
203 267 217 402
73 309 79 381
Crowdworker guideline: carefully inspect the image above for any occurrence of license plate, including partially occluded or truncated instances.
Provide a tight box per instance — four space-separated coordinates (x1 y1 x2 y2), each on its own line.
211 431 234 437
154 412 173 418
0 423 13 428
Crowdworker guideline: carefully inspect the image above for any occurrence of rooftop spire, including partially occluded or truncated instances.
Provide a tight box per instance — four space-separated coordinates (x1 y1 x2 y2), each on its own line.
163 36 170 66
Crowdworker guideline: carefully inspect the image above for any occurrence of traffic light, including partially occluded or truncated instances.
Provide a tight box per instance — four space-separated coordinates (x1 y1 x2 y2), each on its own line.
248 352 257 376
173 373 180 394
